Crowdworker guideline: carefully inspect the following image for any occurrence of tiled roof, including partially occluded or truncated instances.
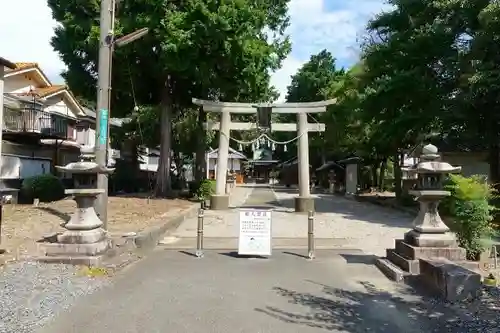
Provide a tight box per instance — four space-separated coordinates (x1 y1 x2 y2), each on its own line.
4 93 44 105
13 62 38 70
82 107 96 118
4 61 52 86
80 107 129 127
4 62 40 73
14 85 66 98
208 147 247 159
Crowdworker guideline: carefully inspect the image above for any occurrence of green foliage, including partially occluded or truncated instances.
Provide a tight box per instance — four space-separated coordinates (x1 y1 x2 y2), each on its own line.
48 0 291 114
444 174 497 259
21 174 65 203
195 179 216 200
110 154 143 194
277 0 500 193
274 50 345 163
48 0 291 196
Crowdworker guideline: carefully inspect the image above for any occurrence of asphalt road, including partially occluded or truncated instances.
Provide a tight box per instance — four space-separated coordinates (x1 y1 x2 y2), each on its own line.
35 249 460 333
35 187 472 332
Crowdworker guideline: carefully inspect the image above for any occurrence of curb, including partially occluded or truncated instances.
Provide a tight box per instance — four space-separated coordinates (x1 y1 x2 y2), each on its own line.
133 203 200 249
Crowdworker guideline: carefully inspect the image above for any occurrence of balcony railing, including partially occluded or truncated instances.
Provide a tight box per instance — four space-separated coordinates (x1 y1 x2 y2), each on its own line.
3 106 69 139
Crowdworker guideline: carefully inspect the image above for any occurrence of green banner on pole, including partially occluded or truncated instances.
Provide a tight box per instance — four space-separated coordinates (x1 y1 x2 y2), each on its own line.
99 109 109 145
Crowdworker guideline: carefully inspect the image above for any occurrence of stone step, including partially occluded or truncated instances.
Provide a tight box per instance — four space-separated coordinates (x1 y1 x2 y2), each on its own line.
36 255 104 266
375 257 409 283
395 239 466 261
386 249 420 274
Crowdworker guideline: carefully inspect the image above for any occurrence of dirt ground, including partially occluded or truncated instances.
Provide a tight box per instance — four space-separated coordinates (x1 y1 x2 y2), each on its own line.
0 195 195 263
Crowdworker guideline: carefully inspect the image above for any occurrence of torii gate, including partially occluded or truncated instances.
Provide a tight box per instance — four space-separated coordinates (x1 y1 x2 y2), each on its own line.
193 98 336 212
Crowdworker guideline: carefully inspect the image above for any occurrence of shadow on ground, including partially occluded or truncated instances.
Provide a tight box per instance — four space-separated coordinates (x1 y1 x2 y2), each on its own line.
270 186 413 229
35 207 71 223
256 280 499 332
340 253 377 265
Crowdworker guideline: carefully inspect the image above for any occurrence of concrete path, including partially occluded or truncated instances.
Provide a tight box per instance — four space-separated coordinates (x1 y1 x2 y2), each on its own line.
161 184 412 255
36 249 464 333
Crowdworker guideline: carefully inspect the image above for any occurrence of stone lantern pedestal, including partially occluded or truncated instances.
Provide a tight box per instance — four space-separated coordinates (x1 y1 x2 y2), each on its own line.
38 146 113 266
376 144 479 283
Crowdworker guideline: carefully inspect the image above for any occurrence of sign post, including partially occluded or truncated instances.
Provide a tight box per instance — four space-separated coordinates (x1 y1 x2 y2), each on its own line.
238 208 272 256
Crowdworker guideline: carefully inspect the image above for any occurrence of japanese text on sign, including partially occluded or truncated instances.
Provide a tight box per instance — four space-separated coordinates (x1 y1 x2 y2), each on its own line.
238 209 272 256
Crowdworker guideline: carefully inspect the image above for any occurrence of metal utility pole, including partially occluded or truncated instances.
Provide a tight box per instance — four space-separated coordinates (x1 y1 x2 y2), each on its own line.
94 0 115 228
94 0 148 229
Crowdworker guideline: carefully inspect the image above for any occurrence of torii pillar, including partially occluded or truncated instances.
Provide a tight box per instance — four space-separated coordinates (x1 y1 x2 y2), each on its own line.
193 98 336 211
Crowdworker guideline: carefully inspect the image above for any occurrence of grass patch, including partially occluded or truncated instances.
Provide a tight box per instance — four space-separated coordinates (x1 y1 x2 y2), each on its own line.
77 266 109 278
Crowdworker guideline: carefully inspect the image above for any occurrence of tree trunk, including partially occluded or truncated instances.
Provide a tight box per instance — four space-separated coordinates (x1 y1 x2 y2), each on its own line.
321 137 326 166
489 141 500 188
155 79 173 197
394 152 403 200
378 158 387 191
371 162 379 189
195 106 207 183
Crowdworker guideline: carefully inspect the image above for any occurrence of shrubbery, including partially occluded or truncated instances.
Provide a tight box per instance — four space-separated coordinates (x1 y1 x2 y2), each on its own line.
195 179 216 200
443 174 497 260
21 174 65 203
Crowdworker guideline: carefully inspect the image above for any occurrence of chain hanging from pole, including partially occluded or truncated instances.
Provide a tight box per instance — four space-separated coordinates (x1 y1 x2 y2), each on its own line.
126 57 155 199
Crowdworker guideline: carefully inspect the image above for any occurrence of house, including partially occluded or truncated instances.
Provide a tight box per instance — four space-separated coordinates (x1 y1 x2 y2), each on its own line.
206 147 246 183
0 57 16 189
1 62 87 185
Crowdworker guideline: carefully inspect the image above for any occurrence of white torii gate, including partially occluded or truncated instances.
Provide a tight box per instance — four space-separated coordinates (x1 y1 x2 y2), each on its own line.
193 98 336 212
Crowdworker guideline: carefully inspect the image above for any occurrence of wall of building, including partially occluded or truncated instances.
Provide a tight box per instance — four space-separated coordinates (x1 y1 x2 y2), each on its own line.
44 97 77 119
76 121 96 146
208 158 241 171
3 73 36 93
1 154 51 179
441 152 490 180
1 141 79 179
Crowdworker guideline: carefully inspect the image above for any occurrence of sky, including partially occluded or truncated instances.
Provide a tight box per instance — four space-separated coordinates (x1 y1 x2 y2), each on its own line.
0 0 391 101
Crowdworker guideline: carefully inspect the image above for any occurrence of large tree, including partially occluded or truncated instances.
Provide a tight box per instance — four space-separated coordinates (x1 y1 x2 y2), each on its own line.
48 0 291 196
329 0 500 191
273 50 345 165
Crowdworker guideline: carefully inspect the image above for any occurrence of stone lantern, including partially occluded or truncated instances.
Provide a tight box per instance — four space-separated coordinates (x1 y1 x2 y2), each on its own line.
376 144 472 281
404 144 461 245
39 146 114 265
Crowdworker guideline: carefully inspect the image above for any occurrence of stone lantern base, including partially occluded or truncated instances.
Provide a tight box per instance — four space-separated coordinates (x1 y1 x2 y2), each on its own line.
376 226 478 283
375 232 478 283
38 229 111 266
375 193 478 282
37 191 111 266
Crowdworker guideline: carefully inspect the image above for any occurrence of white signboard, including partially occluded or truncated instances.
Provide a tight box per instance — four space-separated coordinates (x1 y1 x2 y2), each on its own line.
238 209 272 256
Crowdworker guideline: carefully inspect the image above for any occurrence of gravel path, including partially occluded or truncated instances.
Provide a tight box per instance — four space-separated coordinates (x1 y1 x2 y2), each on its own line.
271 187 413 256
0 261 110 333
